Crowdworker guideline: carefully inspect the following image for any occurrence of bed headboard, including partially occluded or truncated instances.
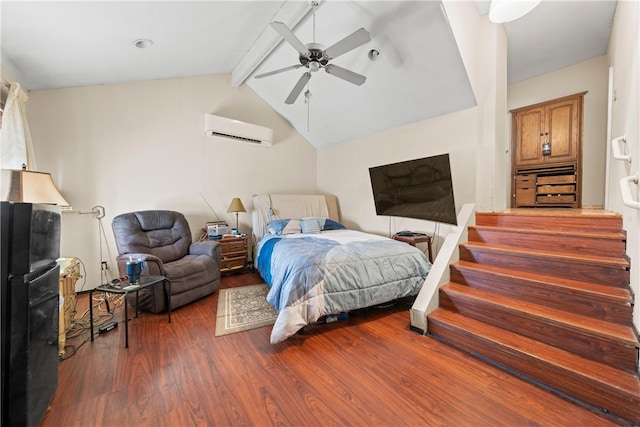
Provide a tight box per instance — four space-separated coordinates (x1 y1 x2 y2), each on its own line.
251 194 339 243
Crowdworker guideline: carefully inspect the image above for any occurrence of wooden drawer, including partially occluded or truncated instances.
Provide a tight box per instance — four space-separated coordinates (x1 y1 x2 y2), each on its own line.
537 174 575 185
537 194 576 204
221 240 246 254
516 174 536 187
537 184 576 194
221 256 246 271
219 235 248 274
516 187 536 206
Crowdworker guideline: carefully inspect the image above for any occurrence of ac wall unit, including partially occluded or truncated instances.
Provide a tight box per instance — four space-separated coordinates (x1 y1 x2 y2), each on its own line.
204 114 273 147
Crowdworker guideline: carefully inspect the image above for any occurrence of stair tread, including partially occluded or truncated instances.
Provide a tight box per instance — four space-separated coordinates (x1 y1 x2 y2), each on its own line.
429 309 640 393
462 241 630 269
442 282 638 345
469 225 626 241
454 260 633 301
476 209 622 220
474 210 623 233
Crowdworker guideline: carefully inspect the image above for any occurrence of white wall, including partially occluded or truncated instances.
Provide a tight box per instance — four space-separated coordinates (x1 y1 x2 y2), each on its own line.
444 0 509 212
27 74 317 290
507 55 610 207
606 0 639 333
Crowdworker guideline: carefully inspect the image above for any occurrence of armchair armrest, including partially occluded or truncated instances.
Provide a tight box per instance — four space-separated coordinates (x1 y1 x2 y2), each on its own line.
190 240 222 260
115 253 166 276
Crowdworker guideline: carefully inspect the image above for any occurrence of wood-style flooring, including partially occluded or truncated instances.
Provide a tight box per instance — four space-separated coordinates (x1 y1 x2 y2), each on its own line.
41 272 625 426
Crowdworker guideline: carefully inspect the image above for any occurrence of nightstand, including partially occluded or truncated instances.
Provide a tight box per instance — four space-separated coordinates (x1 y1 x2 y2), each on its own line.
219 235 249 274
392 233 433 263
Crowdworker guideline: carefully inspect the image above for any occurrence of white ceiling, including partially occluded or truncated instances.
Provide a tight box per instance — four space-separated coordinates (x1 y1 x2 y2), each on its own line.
1 1 617 149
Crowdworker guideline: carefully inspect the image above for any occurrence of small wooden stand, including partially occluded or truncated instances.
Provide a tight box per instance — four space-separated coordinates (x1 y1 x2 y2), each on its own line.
392 233 433 263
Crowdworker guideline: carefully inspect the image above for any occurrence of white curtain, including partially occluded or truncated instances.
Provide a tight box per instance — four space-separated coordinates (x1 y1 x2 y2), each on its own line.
0 82 37 170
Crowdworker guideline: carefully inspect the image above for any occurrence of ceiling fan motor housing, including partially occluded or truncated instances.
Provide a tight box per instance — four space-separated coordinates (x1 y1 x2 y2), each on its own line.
255 20 371 104
300 43 328 69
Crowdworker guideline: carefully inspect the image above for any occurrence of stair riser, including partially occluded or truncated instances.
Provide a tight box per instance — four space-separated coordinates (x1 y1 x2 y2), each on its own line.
475 213 623 233
428 318 640 425
439 291 638 372
459 246 629 288
467 227 626 258
450 265 633 325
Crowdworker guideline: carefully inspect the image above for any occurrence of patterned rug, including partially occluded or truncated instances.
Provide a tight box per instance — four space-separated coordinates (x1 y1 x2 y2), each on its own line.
215 283 278 336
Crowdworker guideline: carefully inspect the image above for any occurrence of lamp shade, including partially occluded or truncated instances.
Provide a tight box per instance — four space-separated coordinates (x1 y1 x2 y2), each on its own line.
489 0 541 23
1 169 70 206
226 197 246 213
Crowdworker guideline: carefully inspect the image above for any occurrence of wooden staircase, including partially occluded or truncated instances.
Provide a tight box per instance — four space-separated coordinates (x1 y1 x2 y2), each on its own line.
427 209 640 424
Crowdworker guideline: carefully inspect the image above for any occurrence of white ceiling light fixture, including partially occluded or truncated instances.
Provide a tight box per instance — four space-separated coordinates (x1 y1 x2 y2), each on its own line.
489 0 542 23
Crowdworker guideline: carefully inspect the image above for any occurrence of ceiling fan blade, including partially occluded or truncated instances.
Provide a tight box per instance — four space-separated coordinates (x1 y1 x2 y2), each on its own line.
285 72 311 105
270 21 310 56
255 64 303 79
324 64 366 86
324 28 371 60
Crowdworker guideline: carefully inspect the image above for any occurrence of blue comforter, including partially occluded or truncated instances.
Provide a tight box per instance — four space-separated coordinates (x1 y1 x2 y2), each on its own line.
256 230 431 343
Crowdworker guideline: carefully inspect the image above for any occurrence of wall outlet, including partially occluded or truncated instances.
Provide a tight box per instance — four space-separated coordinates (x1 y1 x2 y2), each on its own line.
101 261 108 271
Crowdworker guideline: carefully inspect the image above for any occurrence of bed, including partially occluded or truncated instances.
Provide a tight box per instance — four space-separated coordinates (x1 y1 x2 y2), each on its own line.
252 194 432 344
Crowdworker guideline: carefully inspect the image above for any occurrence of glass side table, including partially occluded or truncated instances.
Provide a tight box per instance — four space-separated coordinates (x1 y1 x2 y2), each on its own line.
89 275 170 348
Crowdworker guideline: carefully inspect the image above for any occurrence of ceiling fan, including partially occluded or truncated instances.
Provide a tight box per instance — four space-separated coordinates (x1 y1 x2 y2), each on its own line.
255 4 371 105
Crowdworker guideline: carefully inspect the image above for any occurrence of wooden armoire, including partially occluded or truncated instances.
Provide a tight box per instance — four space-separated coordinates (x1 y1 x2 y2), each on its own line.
510 92 585 208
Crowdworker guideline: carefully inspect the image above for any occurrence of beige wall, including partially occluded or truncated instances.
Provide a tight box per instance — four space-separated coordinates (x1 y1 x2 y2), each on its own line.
507 55 610 207
27 74 317 288
317 106 479 240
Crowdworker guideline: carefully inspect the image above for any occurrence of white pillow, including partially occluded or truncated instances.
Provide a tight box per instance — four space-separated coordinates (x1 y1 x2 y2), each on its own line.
267 219 301 235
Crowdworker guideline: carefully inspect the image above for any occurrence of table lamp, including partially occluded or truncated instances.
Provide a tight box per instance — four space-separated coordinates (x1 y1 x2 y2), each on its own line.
227 197 246 231
1 168 70 206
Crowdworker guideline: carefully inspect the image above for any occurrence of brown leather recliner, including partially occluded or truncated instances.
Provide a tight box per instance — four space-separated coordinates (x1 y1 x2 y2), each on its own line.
112 210 221 313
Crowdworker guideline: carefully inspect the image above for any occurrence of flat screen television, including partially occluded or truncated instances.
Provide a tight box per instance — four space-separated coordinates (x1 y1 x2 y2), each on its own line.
369 153 457 225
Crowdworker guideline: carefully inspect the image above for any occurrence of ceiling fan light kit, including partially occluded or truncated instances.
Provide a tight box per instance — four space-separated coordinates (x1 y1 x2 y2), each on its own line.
489 0 542 23
255 3 371 105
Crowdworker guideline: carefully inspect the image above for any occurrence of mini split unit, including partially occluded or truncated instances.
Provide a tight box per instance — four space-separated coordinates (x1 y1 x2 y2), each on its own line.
204 114 273 147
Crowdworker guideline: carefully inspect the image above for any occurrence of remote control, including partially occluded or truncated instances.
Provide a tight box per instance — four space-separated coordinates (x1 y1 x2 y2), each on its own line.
98 322 118 333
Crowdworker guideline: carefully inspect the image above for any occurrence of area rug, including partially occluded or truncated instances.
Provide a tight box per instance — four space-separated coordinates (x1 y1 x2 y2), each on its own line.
215 283 278 337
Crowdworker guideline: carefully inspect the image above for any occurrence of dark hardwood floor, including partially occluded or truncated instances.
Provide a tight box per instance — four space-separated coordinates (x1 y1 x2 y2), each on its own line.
42 272 625 426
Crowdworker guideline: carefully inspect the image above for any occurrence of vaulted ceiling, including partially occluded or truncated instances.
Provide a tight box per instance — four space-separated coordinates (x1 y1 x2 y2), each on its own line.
1 1 616 148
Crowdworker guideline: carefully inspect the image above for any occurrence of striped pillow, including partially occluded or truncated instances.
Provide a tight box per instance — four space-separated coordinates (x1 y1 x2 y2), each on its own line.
300 218 321 234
